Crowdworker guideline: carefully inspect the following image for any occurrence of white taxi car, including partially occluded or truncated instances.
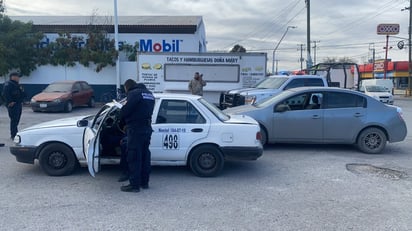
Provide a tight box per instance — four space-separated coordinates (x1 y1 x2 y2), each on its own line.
10 93 263 177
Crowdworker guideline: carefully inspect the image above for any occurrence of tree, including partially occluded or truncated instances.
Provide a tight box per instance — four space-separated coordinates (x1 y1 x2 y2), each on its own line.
230 44 246 53
0 16 43 76
0 7 124 76
45 30 118 72
0 0 4 15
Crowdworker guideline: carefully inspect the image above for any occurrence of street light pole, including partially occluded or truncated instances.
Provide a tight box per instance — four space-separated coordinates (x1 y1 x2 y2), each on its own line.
409 0 412 96
114 0 121 99
271 26 296 75
401 2 412 96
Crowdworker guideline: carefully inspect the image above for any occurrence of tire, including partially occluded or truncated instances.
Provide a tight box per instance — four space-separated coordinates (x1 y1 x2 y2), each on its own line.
38 143 78 176
260 125 268 146
100 93 113 103
64 101 73 112
189 144 224 177
357 127 387 154
88 97 95 108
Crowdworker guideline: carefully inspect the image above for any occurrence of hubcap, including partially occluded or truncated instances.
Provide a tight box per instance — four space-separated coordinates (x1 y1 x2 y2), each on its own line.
198 153 216 169
365 133 381 149
48 152 67 169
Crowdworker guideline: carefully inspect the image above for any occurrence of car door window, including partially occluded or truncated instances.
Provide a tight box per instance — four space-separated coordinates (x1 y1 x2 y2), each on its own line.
324 92 366 109
305 93 323 109
277 93 308 111
80 82 91 90
156 100 206 124
73 83 81 92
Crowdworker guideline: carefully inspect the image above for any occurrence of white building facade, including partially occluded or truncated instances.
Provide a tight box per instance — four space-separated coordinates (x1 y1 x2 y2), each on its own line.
10 16 207 101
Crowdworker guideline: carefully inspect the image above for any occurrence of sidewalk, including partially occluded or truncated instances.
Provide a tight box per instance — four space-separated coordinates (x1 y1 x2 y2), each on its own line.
394 89 412 100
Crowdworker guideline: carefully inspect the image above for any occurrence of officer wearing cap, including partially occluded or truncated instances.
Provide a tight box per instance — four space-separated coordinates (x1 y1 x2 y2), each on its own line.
119 79 155 193
3 72 25 140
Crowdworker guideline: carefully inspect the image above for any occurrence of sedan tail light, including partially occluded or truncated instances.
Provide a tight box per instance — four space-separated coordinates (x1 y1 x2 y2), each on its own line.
256 131 262 141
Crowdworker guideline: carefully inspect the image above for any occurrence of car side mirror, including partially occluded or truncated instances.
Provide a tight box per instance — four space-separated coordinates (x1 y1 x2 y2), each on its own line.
77 119 88 127
275 104 290 113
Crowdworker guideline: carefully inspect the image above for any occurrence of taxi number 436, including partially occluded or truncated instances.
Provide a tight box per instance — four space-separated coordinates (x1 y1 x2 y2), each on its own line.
163 134 179 149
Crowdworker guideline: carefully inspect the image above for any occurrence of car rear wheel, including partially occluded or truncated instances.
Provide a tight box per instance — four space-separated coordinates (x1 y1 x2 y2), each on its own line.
189 144 224 177
64 101 73 112
38 143 78 176
357 127 387 154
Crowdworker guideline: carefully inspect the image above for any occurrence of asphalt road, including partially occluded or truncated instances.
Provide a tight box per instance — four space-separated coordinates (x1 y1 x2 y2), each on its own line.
0 99 411 231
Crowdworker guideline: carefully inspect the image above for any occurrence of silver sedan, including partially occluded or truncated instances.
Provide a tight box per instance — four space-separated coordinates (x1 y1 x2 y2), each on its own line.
224 87 407 154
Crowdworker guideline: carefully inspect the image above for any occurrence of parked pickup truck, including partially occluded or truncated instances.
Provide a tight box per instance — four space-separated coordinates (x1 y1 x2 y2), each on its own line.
219 75 328 109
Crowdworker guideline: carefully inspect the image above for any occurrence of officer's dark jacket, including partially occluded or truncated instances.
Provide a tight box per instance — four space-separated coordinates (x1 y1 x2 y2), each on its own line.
2 80 25 105
120 83 155 129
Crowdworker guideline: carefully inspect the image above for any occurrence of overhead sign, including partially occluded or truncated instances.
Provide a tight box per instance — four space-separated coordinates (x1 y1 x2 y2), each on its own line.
377 24 400 35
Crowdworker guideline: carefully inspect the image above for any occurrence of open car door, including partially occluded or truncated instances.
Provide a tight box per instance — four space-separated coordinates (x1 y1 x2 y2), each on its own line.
83 103 122 177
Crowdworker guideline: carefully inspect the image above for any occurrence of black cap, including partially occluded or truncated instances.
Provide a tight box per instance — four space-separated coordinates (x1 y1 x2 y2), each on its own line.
9 72 21 78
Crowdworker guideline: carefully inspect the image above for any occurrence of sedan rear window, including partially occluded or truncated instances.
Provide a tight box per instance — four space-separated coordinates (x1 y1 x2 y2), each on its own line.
199 98 230 121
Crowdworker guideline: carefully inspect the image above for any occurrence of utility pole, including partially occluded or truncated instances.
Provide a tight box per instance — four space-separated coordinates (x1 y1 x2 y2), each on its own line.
401 3 412 96
305 0 313 70
312 40 320 66
298 44 305 70
369 43 376 78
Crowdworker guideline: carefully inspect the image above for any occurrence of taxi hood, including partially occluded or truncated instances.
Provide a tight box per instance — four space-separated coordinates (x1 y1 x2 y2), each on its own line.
20 116 88 131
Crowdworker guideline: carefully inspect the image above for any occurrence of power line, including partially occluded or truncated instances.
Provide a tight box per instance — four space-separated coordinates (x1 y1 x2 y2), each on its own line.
222 0 302 49
324 0 402 36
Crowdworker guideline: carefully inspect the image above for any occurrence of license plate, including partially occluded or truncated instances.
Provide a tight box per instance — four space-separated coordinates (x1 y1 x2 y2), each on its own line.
40 103 47 108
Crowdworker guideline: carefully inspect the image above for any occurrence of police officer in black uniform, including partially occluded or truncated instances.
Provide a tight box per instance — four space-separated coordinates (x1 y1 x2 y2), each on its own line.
119 79 155 193
3 72 25 140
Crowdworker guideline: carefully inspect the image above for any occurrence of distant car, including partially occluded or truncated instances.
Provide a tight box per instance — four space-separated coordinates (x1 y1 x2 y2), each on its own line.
359 85 394 105
30 80 95 112
224 87 407 154
219 75 328 109
11 93 263 177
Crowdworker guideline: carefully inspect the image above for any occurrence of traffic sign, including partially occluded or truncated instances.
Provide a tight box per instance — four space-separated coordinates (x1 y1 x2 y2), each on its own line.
377 24 400 35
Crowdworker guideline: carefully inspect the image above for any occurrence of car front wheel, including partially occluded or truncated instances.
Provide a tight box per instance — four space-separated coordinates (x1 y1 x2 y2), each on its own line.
64 101 73 112
88 97 95 108
260 125 268 146
189 144 224 177
38 143 78 176
357 127 387 154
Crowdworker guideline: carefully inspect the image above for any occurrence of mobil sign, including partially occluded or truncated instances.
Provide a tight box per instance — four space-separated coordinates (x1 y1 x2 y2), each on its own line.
139 39 184 52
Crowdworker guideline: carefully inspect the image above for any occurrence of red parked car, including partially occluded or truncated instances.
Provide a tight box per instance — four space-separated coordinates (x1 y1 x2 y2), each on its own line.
30 80 95 112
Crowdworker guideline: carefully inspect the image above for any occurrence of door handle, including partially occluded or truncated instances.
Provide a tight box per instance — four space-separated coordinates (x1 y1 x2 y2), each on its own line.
191 128 203 132
312 115 321 119
354 113 363 117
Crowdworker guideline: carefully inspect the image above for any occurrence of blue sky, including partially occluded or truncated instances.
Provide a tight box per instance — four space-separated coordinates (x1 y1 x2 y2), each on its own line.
4 0 411 71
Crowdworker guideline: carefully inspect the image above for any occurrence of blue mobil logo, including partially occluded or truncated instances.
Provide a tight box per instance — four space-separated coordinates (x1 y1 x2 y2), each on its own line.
140 39 182 52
